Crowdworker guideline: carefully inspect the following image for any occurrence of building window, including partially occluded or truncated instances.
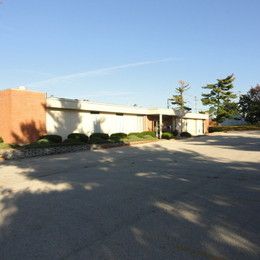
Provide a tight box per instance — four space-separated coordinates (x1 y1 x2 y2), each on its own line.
90 111 100 114
116 113 123 116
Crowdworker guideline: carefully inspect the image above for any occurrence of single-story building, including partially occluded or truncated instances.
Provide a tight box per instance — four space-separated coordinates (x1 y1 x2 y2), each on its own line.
0 87 209 144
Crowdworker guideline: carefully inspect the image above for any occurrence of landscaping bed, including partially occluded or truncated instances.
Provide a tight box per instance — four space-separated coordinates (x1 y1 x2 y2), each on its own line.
0 130 198 160
0 131 159 160
1 130 198 161
0 139 160 160
0 144 90 160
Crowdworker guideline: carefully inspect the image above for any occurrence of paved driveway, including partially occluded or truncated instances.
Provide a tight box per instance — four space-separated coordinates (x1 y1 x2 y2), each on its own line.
1 131 260 259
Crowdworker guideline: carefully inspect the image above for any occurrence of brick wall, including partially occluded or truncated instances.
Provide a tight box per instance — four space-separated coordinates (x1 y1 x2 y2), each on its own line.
204 118 210 133
0 89 47 144
144 115 155 131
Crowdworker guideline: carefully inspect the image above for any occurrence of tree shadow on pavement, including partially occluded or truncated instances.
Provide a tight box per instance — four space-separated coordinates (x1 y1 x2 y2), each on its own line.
0 140 260 259
181 131 260 152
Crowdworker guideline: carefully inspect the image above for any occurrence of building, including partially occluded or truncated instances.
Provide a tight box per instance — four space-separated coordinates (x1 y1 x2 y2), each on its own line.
0 88 209 144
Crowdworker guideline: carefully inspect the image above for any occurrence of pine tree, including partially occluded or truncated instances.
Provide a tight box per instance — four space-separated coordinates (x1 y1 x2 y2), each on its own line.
169 80 191 112
201 74 237 123
168 80 191 132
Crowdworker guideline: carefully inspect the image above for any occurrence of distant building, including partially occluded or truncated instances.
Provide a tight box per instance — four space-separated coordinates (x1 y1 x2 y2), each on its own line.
0 88 209 144
220 117 246 126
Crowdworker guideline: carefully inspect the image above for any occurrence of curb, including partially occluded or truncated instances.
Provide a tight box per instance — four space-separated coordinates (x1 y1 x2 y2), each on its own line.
0 140 159 161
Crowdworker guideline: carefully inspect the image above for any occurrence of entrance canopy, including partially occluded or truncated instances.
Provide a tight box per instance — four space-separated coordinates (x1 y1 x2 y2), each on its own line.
146 111 208 138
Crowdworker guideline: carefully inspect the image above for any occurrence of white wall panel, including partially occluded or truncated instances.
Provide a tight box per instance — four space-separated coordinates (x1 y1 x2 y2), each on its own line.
46 109 145 138
175 118 205 136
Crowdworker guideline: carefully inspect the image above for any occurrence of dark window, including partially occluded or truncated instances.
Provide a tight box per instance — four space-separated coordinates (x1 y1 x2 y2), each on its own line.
116 113 123 116
90 111 100 114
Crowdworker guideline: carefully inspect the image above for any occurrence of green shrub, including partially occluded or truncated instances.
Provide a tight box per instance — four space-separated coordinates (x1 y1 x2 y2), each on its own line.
26 137 84 148
63 138 85 145
124 135 142 142
0 137 3 143
142 135 155 140
127 131 158 140
89 133 108 144
67 133 89 143
209 125 260 133
90 133 109 140
37 138 52 144
180 132 192 138
162 132 173 140
25 139 56 148
0 142 11 149
110 133 127 142
32 143 51 148
38 134 62 143
128 132 142 138
128 131 156 139
89 137 110 144
208 127 224 133
140 131 156 138
172 129 179 137
27 136 62 148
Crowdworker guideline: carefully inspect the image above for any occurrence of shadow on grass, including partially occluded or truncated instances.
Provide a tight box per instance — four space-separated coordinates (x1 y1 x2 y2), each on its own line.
0 140 260 259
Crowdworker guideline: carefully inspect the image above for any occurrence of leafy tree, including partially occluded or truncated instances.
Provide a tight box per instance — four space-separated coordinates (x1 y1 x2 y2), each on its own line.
168 80 191 132
239 85 260 124
201 74 237 123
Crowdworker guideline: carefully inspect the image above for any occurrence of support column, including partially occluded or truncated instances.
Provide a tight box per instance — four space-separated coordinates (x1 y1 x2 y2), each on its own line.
159 114 162 139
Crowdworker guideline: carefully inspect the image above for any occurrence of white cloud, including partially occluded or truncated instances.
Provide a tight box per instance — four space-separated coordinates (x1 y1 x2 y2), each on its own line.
28 58 173 87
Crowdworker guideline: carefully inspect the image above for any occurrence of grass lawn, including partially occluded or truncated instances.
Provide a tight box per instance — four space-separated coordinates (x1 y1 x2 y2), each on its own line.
0 143 12 150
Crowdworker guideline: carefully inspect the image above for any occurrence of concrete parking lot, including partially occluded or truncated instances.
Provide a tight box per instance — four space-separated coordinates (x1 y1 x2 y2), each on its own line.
0 131 260 259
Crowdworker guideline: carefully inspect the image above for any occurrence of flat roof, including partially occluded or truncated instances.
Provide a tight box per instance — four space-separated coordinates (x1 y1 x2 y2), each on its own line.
47 97 209 119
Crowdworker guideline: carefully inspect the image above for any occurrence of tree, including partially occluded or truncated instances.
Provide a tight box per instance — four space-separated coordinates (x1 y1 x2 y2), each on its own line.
201 74 237 123
239 85 260 124
168 80 191 132
169 80 191 111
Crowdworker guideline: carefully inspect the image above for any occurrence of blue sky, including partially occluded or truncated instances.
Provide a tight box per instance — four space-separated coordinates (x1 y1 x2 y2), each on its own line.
0 0 259 110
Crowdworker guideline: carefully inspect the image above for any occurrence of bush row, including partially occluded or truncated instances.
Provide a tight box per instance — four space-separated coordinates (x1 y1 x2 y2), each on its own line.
161 132 173 139
161 130 179 139
208 125 260 133
34 131 157 146
161 131 192 139
180 132 192 138
127 131 156 138
1 129 192 148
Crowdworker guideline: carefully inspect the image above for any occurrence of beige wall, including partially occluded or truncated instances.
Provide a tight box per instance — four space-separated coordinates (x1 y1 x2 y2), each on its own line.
46 97 209 138
46 108 145 138
175 118 205 135
46 111 206 138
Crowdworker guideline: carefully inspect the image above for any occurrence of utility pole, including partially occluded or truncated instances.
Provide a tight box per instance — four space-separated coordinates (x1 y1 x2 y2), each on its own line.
194 96 198 113
167 98 171 109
